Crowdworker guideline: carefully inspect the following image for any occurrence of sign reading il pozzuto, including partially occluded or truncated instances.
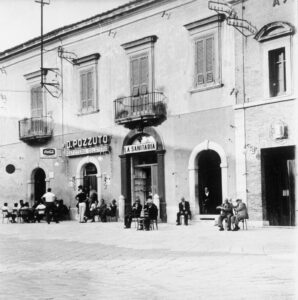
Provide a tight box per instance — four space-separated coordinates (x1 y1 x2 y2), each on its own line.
65 135 111 157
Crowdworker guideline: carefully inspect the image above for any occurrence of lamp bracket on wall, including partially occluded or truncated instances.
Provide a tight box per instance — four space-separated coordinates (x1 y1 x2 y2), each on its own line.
58 46 78 64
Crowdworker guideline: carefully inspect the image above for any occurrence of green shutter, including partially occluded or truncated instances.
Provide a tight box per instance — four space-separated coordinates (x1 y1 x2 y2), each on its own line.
140 55 149 95
87 71 94 109
196 40 204 85
131 58 140 97
206 36 214 83
31 87 43 117
80 72 87 109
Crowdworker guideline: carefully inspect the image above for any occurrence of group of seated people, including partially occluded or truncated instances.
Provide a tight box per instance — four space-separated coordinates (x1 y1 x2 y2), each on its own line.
216 198 249 231
124 196 158 230
1 199 69 224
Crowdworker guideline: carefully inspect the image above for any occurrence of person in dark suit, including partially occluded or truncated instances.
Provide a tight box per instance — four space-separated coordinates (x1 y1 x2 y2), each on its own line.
124 197 142 228
143 197 158 231
217 198 233 231
202 187 211 214
231 199 249 231
176 197 191 225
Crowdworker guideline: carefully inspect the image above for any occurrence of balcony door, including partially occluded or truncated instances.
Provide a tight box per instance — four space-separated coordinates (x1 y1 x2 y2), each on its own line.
31 86 44 133
130 54 150 114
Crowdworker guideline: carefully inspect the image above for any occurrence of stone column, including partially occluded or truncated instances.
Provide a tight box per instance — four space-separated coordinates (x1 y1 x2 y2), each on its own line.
157 150 166 222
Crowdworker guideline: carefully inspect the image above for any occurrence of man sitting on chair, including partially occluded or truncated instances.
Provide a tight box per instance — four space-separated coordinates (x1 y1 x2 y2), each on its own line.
231 199 248 231
176 197 191 226
143 197 158 231
217 199 233 231
124 197 142 229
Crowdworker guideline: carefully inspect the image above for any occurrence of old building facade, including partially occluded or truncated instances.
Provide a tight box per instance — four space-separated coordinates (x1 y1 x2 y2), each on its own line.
0 0 296 225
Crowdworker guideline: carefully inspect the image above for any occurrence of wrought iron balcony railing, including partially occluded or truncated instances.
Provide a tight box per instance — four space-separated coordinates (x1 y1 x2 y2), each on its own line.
19 116 53 142
114 92 167 129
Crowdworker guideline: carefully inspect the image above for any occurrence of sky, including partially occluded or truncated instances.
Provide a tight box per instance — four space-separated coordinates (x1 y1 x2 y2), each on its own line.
0 0 131 52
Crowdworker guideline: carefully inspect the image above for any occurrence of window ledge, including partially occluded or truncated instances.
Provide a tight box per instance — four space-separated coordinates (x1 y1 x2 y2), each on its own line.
189 83 223 94
77 109 100 117
234 95 296 110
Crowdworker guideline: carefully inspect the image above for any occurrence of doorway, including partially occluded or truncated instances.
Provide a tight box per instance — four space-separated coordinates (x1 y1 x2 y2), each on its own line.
131 152 157 206
198 150 222 214
34 168 46 202
262 146 295 226
83 163 98 195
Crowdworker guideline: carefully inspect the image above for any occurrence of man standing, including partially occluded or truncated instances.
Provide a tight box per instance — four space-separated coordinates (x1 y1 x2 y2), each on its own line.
176 197 191 225
42 188 56 224
217 198 233 231
231 199 248 231
202 187 211 214
76 185 87 223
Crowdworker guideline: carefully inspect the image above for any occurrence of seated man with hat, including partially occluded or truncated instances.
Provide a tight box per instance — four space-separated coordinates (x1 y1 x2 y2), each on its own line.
216 198 233 231
231 199 248 231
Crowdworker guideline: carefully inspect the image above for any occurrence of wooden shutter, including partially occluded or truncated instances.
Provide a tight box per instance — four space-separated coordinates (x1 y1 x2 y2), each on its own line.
205 36 214 83
80 72 88 109
276 49 286 95
131 58 140 97
196 40 204 85
31 87 43 117
140 56 149 95
87 70 94 109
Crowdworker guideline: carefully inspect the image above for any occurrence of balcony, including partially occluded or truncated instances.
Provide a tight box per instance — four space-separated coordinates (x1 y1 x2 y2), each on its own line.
19 116 53 143
114 92 167 130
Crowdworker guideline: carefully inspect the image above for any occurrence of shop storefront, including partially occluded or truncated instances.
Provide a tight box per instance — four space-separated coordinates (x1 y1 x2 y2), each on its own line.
119 127 166 221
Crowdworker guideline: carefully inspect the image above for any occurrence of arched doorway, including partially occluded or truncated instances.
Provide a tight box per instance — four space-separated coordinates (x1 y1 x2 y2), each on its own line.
120 127 166 221
83 162 98 195
188 140 228 216
34 168 46 202
198 150 222 214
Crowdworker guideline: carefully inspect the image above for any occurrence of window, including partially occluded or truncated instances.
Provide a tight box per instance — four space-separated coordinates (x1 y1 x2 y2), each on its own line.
255 22 294 99
195 36 214 85
184 14 224 91
121 36 157 96
31 86 43 117
73 53 100 114
130 54 149 96
80 69 95 111
268 47 286 97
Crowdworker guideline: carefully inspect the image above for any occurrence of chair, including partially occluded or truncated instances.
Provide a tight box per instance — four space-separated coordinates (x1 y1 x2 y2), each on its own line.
2 210 10 223
149 218 158 230
180 214 190 225
131 217 139 228
240 218 248 230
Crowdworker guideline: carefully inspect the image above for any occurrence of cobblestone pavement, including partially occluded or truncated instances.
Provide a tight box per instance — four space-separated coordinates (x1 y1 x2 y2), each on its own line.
0 221 297 300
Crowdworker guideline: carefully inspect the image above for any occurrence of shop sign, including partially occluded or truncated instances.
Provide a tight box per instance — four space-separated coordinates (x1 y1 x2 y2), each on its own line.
40 147 57 159
65 135 111 157
124 142 156 154
65 145 109 157
273 0 287 7
66 135 111 149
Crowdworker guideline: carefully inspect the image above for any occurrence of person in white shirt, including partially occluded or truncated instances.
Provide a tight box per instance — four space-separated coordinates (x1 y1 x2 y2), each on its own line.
34 202 46 223
42 188 56 224
1 203 16 223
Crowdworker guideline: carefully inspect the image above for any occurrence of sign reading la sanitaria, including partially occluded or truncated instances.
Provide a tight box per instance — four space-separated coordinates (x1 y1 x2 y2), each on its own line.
65 135 111 157
124 142 156 154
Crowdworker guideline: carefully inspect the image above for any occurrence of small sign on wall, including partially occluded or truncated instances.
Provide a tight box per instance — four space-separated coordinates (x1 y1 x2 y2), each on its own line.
40 147 57 159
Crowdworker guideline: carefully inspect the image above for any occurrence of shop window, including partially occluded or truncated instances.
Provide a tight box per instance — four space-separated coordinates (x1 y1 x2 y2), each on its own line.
268 47 286 97
73 53 100 115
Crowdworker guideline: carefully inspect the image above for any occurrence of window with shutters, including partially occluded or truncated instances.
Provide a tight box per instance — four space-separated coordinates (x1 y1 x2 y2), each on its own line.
80 68 95 112
195 35 215 86
74 53 100 115
130 54 149 97
184 15 224 92
31 86 43 117
268 47 286 97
